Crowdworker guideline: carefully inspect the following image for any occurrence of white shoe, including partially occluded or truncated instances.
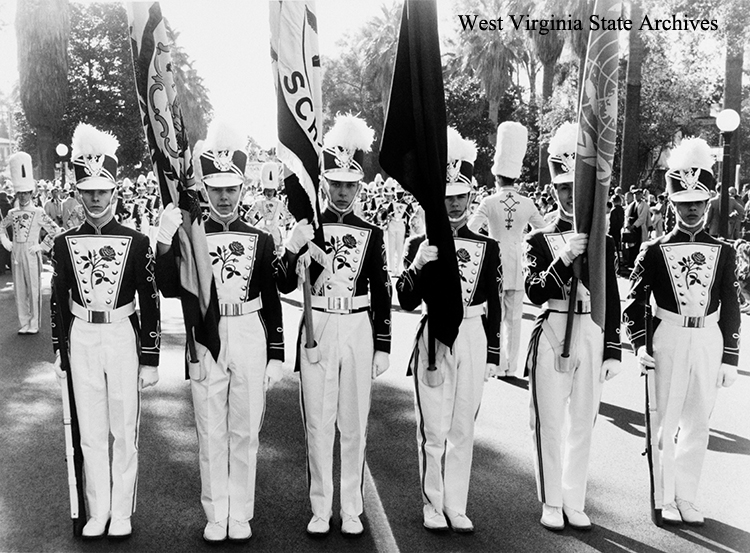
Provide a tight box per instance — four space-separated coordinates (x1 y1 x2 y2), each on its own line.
228 518 252 541
306 515 330 535
26 326 39 334
17 325 29 335
494 368 508 379
676 499 704 526
203 520 227 542
340 513 363 536
662 502 682 525
563 505 592 530
444 507 474 533
540 504 564 531
82 517 108 539
422 505 449 531
108 517 132 539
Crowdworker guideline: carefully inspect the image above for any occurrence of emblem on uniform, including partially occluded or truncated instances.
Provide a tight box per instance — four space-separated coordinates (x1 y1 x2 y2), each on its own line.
210 240 246 282
326 233 357 272
82 154 105 177
679 251 706 287
456 247 471 281
212 150 234 172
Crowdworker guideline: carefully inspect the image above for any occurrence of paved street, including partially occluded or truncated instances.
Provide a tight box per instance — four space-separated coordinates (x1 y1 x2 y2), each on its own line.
0 266 748 552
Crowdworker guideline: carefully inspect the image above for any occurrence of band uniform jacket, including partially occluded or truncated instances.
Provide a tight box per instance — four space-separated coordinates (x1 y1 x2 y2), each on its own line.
524 216 622 366
623 227 740 366
50 218 160 367
397 223 503 370
156 215 285 365
277 207 392 361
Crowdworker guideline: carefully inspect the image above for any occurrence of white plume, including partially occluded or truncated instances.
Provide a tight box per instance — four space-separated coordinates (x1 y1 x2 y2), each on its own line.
203 118 246 152
447 127 477 163
324 113 374 152
547 122 578 156
668 137 714 172
71 123 120 159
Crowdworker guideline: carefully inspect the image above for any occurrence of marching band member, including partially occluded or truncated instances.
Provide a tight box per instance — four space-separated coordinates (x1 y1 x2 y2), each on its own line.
278 114 391 537
1 152 60 334
524 122 622 531
623 138 740 526
246 161 290 255
383 177 409 275
155 120 285 543
397 128 501 533
50 123 160 539
469 121 546 377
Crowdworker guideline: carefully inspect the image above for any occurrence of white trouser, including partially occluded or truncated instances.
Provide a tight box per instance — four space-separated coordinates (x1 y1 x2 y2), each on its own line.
386 222 405 274
192 312 267 523
299 310 373 519
652 322 722 505
69 318 140 520
527 312 604 511
500 289 524 376
413 316 486 515
11 243 42 331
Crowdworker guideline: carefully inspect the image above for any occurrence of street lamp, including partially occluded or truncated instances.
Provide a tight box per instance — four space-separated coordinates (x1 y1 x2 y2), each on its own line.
55 144 69 185
715 109 740 239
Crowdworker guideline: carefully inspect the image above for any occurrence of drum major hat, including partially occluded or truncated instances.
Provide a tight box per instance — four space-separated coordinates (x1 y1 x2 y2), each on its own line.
664 137 715 202
491 121 527 179
260 162 280 190
445 127 477 197
71 123 119 191
9 152 36 193
548 122 577 185
322 114 374 183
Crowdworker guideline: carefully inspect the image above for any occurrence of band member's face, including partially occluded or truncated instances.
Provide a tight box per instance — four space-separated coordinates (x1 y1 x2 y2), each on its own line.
263 189 276 199
328 180 360 210
672 200 707 227
554 182 574 213
207 185 241 216
445 193 470 219
79 189 114 214
16 191 32 206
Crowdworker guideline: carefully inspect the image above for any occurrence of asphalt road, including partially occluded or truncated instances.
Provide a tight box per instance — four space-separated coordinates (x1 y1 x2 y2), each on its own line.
0 265 748 552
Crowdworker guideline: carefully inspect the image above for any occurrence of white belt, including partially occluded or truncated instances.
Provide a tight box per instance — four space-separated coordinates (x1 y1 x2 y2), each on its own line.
70 299 136 324
545 299 591 314
219 297 262 317
464 303 486 319
655 307 719 329
310 295 370 314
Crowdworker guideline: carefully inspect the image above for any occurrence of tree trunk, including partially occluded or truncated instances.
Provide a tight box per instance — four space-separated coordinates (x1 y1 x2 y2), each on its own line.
724 36 743 188
37 127 56 180
619 0 645 193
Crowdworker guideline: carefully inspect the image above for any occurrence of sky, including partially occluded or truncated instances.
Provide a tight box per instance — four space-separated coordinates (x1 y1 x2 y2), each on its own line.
0 0 457 148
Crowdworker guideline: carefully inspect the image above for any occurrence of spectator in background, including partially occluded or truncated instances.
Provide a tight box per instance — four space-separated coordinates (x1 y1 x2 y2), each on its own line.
608 194 624 263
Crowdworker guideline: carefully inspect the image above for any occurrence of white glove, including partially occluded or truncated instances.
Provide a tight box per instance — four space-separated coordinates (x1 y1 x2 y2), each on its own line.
716 363 738 388
372 351 390 379
52 352 66 381
28 244 43 255
485 363 499 382
285 219 314 254
139 366 159 389
265 359 285 391
560 233 588 266
600 358 622 382
156 204 183 245
1 234 13 252
411 241 438 271
636 345 655 376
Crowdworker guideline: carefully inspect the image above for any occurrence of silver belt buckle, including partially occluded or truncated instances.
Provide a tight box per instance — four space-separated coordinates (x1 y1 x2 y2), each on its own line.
90 311 109 324
327 297 351 313
684 316 703 328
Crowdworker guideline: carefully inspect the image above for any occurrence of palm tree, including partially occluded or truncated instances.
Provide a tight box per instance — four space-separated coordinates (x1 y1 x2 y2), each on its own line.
619 0 646 192
16 0 70 180
359 2 401 119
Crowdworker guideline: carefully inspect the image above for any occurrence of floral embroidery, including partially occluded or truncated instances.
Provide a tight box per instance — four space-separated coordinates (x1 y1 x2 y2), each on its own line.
456 247 470 282
678 251 705 287
80 247 116 286
210 241 244 282
325 233 357 272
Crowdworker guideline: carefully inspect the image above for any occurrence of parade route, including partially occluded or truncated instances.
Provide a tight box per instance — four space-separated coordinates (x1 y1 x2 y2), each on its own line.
0 268 748 552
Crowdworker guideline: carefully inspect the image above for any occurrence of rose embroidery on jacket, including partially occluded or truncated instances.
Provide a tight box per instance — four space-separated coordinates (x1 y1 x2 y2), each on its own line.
325 233 357 272
456 247 471 282
678 251 706 287
210 241 244 282
80 246 117 286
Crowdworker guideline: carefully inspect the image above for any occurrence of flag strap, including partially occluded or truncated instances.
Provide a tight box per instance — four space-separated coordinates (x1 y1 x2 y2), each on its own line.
302 267 320 363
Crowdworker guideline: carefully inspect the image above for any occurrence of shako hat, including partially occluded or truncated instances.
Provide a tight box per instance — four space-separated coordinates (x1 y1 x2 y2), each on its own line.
71 123 119 190
445 127 477 196
260 162 280 190
200 119 247 187
9 152 35 193
491 121 527 179
664 137 715 202
322 114 374 182
547 122 578 185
